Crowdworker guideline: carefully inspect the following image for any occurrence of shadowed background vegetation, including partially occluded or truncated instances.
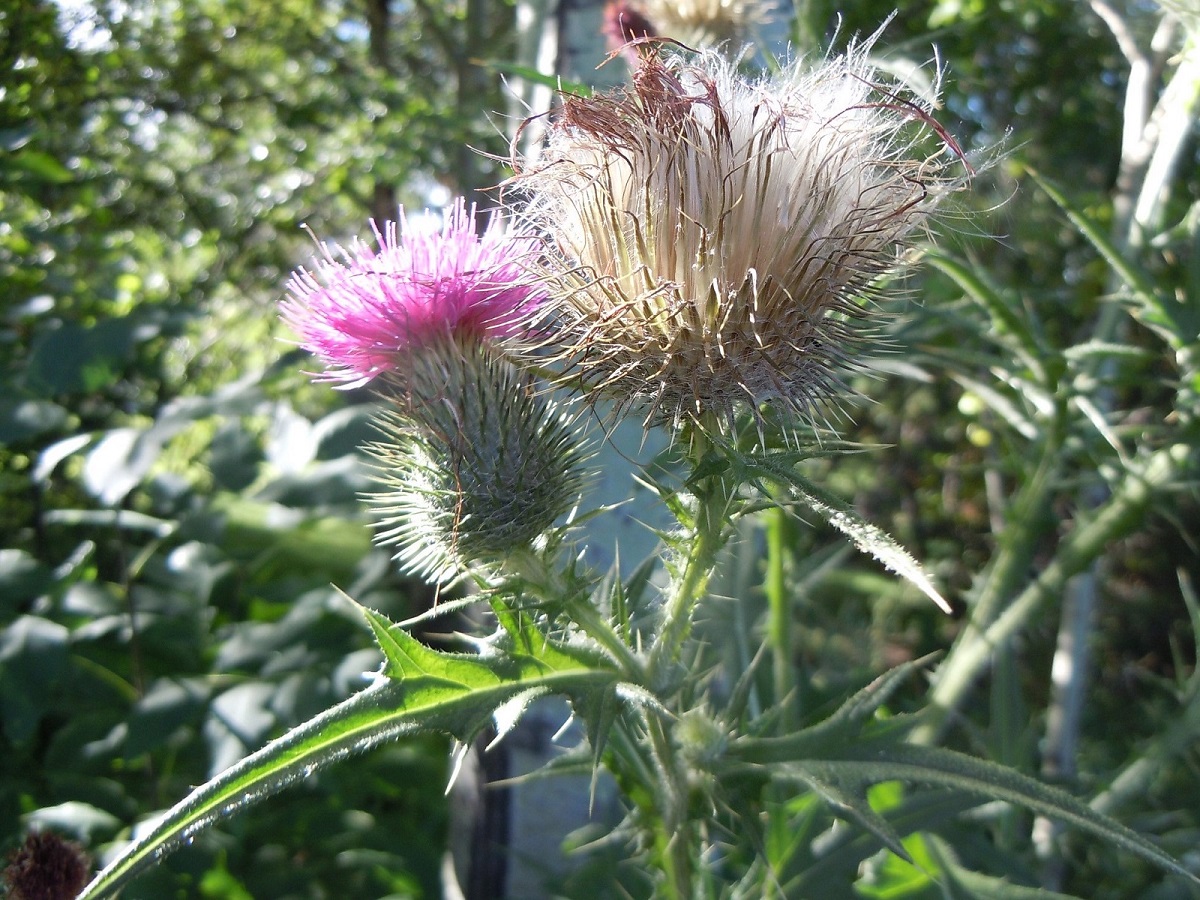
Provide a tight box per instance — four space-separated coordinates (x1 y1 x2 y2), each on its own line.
2 0 1197 897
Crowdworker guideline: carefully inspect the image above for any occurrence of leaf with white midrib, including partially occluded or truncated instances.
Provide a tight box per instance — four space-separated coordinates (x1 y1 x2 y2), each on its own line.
735 739 1199 887
732 451 951 613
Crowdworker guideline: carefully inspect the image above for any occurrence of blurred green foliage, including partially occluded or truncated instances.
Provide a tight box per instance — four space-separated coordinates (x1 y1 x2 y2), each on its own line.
0 0 520 895
2 0 1198 897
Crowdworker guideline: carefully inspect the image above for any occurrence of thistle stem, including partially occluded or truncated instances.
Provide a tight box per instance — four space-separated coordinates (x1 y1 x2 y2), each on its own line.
912 443 1193 745
764 502 794 731
647 712 694 899
648 466 734 681
638 425 738 896
501 548 644 678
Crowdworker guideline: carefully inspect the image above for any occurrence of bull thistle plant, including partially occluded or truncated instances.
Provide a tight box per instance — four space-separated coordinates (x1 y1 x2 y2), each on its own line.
78 26 1200 900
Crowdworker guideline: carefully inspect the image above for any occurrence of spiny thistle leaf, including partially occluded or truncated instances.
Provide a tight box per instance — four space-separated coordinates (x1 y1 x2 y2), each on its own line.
782 762 913 864
729 736 1200 888
1030 169 1198 352
78 601 622 900
925 835 1087 899
722 662 1199 888
787 479 950 613
77 677 450 900
925 252 1050 370
719 660 930 772
812 655 938 736
360 601 612 696
732 451 951 612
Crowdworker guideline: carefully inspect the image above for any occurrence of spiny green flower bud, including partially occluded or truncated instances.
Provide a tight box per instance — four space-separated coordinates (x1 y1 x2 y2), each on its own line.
675 708 728 766
367 336 586 583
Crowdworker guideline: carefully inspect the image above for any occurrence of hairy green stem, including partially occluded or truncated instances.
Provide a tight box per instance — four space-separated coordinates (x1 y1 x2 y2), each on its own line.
764 503 794 731
635 425 742 896
647 712 694 899
648 470 734 680
912 444 1194 745
502 548 644 678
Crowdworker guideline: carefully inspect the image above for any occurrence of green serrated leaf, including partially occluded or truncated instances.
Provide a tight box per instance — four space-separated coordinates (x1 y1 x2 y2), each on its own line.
786 762 913 864
926 835 1085 899
725 658 1198 890
821 656 938 733
767 741 1198 888
79 601 621 900
490 687 550 748
730 669 929 767
76 677 425 900
360 601 617 731
619 552 659 614
570 684 622 810
686 449 731 485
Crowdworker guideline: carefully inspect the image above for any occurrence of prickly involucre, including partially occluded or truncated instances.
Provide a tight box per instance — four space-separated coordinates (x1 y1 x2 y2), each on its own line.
283 200 583 582
367 336 587 583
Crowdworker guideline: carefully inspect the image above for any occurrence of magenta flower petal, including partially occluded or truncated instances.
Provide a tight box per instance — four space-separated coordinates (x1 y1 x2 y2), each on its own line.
282 198 544 387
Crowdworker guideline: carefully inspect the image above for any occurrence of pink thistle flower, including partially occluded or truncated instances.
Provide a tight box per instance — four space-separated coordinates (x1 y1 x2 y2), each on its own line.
282 198 544 388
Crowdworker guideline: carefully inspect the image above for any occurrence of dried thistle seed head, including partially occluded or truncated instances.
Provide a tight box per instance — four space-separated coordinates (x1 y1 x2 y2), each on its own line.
636 0 775 48
514 40 967 434
282 198 544 390
603 2 658 61
366 337 586 583
2 831 90 900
